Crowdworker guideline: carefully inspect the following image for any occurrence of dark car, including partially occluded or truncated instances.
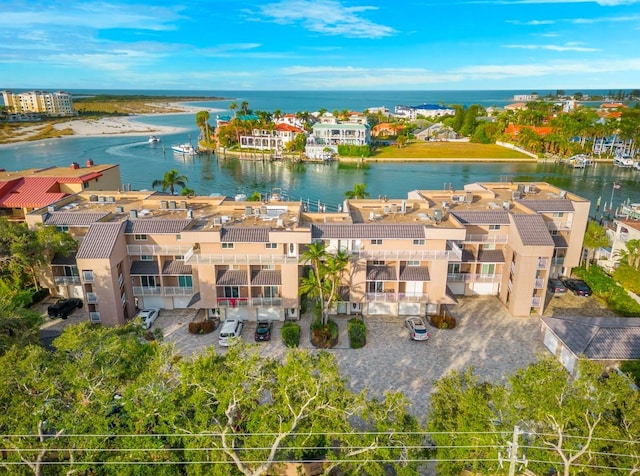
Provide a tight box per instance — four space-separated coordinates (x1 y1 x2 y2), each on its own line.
254 320 273 342
563 278 592 296
47 298 83 319
547 278 567 294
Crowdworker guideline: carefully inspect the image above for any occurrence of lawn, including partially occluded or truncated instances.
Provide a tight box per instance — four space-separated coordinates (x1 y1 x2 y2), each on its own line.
370 141 533 160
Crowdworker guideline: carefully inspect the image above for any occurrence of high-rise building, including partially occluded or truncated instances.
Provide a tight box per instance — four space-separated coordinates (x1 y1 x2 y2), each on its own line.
2 90 76 116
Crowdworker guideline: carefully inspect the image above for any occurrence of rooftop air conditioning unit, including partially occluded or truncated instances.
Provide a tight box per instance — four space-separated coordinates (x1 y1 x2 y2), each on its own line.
512 191 522 200
89 195 98 202
442 201 449 209
169 201 177 209
213 217 222 225
115 206 124 213
130 209 138 219
47 205 56 212
160 200 168 209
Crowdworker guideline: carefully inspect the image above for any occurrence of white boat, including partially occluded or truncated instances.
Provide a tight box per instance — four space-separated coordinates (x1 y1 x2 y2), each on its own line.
634 161 640 172
171 143 197 155
148 135 160 143
614 154 634 167
566 154 591 168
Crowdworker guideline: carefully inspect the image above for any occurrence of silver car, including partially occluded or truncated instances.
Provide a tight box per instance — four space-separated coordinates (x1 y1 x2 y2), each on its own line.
405 316 429 341
136 308 160 329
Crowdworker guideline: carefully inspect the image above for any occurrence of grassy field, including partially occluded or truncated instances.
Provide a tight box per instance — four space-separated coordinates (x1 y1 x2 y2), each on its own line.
370 141 533 160
73 95 224 115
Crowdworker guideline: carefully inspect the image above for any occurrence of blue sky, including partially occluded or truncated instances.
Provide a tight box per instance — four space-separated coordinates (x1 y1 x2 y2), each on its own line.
1 0 639 90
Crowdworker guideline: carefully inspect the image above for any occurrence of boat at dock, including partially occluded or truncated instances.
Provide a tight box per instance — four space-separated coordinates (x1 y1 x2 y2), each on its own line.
171 143 197 155
614 154 635 168
565 154 592 168
148 135 161 143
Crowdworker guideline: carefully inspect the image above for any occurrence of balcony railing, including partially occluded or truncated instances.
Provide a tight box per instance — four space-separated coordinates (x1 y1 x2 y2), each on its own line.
132 286 162 296
89 312 101 322
464 234 508 243
551 257 565 265
126 244 191 256
537 258 549 269
546 221 571 232
365 292 396 302
163 286 194 296
86 292 98 303
510 262 516 274
447 273 502 283
355 246 461 261
118 273 124 287
184 249 297 264
398 293 429 302
251 297 283 307
534 278 545 289
82 271 94 282
54 276 81 285
217 297 249 307
531 296 543 307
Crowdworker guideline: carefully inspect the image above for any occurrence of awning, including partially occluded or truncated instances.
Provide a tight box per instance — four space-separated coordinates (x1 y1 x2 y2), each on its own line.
251 270 282 286
130 261 159 275
216 269 248 286
399 266 430 281
366 266 397 281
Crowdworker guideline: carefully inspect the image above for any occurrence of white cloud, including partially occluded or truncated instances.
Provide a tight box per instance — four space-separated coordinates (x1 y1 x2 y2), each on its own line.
502 42 600 51
507 19 556 25
248 0 395 38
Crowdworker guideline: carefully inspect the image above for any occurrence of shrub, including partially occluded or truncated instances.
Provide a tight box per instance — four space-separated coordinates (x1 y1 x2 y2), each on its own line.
574 266 640 316
613 265 640 295
620 361 640 387
282 321 300 348
429 314 457 329
348 318 366 349
200 320 217 334
188 322 202 334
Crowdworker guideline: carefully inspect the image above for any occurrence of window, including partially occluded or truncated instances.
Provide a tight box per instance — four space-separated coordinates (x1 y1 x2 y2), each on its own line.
480 264 496 275
175 255 184 260
407 260 420 267
482 244 496 250
82 270 94 281
56 225 69 232
489 224 501 230
448 263 461 273
264 286 279 298
265 243 278 249
262 264 275 270
178 275 193 287
372 260 385 266
222 243 234 249
370 239 383 245
134 234 147 241
176 234 182 241
223 286 240 298
140 255 153 261
412 239 425 245
63 265 79 277
550 230 558 236
552 212 564 218
141 276 157 287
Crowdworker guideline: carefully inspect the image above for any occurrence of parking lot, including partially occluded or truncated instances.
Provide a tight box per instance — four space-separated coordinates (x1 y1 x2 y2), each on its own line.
39 292 615 416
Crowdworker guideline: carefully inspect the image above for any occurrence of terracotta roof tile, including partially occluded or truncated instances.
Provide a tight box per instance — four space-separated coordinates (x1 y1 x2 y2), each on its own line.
366 266 397 281
399 266 430 281
477 249 505 262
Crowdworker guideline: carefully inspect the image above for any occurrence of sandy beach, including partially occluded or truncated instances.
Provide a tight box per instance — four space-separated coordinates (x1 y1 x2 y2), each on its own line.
1 102 225 145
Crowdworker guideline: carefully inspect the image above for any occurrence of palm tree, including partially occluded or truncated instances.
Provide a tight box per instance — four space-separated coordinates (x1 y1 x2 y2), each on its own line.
240 101 250 116
229 102 237 117
300 241 328 322
344 183 370 200
582 221 608 269
195 111 211 144
152 169 188 195
614 238 640 270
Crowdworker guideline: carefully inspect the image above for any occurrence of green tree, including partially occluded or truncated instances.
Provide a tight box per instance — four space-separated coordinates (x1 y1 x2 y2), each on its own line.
614 238 640 270
152 169 189 195
195 110 211 144
582 220 608 269
344 183 370 200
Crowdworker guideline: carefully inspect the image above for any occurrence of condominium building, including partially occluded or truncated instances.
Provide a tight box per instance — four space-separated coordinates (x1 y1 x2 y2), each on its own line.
1 90 76 116
25 180 589 325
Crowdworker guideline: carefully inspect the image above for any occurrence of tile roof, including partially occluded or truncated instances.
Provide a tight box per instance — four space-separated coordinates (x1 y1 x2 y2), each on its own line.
216 269 248 286
542 316 640 360
0 177 67 208
51 253 76 265
461 249 476 262
130 261 160 275
511 214 554 246
366 266 397 281
477 249 505 263
517 199 575 212
451 211 510 225
221 227 270 243
552 235 569 248
125 219 192 234
399 266 430 281
312 224 425 239
43 211 110 226
76 222 126 259
162 260 192 275
251 270 282 286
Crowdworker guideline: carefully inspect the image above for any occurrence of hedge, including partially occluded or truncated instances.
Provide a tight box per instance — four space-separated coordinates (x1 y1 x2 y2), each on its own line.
347 318 366 349
282 321 300 348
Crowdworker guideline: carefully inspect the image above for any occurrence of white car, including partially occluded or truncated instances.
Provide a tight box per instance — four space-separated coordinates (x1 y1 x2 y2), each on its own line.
405 316 429 341
136 308 160 329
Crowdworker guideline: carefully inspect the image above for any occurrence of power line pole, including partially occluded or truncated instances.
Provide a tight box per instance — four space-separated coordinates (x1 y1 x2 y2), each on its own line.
508 425 521 476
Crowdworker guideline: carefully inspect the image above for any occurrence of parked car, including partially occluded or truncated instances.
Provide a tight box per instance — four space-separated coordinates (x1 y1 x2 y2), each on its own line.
563 279 592 297
547 278 567 294
405 316 429 341
219 318 244 346
136 308 160 329
254 320 273 342
47 298 83 319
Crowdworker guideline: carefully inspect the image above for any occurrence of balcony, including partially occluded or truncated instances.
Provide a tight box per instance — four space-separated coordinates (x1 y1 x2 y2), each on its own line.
537 258 549 269
126 244 191 256
546 221 571 232
184 248 297 264
82 271 94 282
531 296 543 307
534 278 545 289
89 312 101 322
447 273 502 283
54 276 81 285
163 286 194 296
551 257 565 265
217 297 249 307
355 245 461 261
365 292 396 302
251 297 283 307
86 292 98 303
464 234 508 243
132 286 162 296
398 293 428 302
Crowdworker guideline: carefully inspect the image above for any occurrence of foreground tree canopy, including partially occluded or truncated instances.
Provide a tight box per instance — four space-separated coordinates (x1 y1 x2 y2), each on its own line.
0 323 423 475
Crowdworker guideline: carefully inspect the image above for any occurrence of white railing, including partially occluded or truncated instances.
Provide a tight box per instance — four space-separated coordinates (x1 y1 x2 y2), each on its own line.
511 262 516 274
132 286 162 296
163 286 194 296
355 247 461 261
54 276 81 285
534 278 545 289
531 296 543 307
398 293 428 302
217 298 249 307
251 297 283 306
118 273 124 287
185 252 298 264
82 271 94 282
537 258 549 269
448 273 502 283
126 244 191 256
546 221 571 231
365 292 396 302
464 234 508 243
551 257 565 265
